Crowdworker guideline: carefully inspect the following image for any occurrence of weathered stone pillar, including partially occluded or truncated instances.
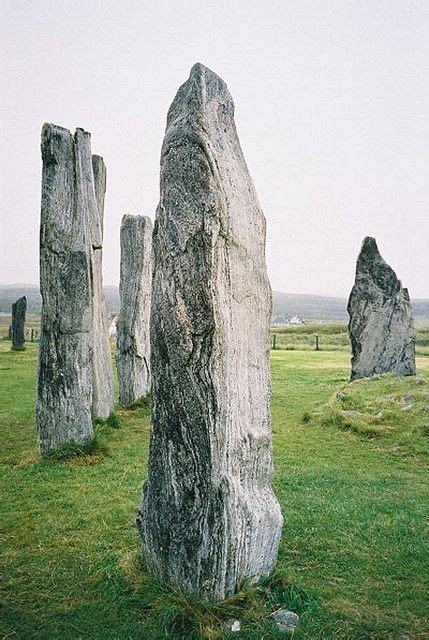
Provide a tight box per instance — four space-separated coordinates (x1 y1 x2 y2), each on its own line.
348 236 416 380
137 64 283 602
11 296 27 350
116 214 152 406
36 124 94 454
91 155 114 419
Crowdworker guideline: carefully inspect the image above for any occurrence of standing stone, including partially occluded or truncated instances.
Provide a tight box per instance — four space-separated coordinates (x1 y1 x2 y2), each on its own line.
91 155 114 419
137 64 283 602
36 124 94 454
347 236 416 381
116 215 152 406
11 296 27 350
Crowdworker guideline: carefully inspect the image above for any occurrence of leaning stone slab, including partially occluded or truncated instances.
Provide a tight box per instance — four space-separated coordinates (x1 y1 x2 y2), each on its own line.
348 236 415 381
36 124 94 454
11 296 27 350
138 63 283 602
116 214 152 407
91 155 114 419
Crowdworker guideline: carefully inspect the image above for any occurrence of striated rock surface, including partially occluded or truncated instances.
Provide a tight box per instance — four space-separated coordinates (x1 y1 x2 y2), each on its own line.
11 296 27 350
36 124 94 454
116 214 152 406
348 237 415 381
137 63 283 602
91 155 114 419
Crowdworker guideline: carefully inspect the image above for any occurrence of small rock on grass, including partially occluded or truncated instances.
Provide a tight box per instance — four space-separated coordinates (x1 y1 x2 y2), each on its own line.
335 391 348 401
340 410 361 418
404 392 414 402
416 375 426 385
271 608 300 632
223 619 240 632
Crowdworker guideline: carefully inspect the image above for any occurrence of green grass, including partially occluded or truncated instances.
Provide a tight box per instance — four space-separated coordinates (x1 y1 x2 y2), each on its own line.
271 323 429 356
1 343 428 638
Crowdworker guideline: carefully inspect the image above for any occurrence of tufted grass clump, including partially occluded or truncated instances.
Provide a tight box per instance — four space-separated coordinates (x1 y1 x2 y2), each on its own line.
44 436 109 462
131 567 317 639
317 372 429 460
94 410 121 429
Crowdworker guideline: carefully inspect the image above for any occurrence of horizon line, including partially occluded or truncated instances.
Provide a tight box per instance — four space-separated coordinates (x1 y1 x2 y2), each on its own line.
1 283 428 301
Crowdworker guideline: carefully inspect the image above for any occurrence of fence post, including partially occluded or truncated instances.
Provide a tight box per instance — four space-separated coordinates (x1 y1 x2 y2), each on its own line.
272 334 277 350
31 328 34 342
315 335 319 351
8 325 12 340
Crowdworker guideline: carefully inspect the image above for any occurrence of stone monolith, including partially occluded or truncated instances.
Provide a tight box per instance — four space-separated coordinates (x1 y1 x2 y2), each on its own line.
137 63 283 602
348 236 416 381
91 155 114 419
36 124 94 454
116 215 152 406
11 296 27 350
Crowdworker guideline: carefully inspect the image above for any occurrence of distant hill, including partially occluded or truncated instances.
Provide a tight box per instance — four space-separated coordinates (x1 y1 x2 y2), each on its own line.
1 285 428 326
272 291 429 325
0 285 121 317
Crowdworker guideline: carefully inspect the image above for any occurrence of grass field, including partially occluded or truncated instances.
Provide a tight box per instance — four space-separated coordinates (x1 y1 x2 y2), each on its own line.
271 324 429 357
1 342 428 639
2 319 428 357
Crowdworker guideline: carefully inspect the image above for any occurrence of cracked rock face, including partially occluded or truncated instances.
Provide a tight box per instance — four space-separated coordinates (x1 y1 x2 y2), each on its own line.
11 296 27 350
116 214 153 407
347 237 415 381
36 124 95 454
91 155 114 419
137 63 283 602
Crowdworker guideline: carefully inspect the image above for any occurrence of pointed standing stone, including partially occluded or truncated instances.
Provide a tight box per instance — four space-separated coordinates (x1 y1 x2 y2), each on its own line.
116 214 152 406
137 64 283 602
36 124 94 454
347 236 416 381
11 296 27 350
91 155 114 419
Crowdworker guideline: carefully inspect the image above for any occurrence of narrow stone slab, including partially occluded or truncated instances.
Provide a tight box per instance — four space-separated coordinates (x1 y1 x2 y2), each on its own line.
116 214 152 407
91 154 114 419
11 296 27 350
348 236 416 381
138 63 283 602
36 124 94 454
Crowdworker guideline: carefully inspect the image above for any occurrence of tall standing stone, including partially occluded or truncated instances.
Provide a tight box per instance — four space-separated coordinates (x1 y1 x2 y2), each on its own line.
36 124 94 454
348 236 416 381
137 64 283 602
11 296 27 350
91 155 114 419
116 215 152 406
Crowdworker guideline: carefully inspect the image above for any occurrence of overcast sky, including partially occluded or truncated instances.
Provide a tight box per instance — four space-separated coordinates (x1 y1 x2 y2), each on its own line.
1 0 428 297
